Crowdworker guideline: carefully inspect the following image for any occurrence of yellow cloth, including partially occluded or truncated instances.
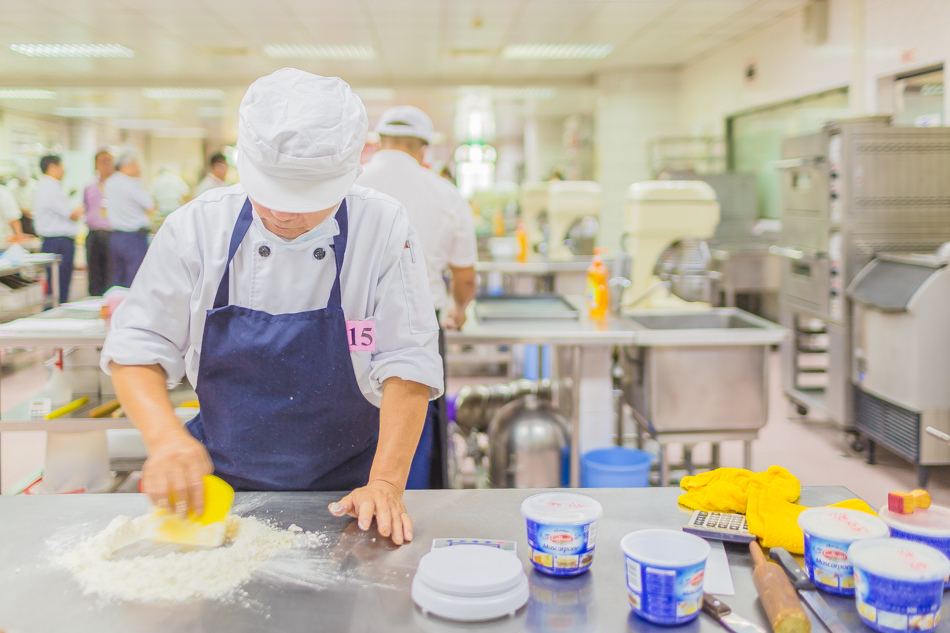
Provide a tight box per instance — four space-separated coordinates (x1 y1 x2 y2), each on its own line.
678 466 877 555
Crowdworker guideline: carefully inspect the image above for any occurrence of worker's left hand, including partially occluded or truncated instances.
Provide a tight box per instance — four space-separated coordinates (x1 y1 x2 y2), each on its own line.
328 479 413 545
441 303 466 330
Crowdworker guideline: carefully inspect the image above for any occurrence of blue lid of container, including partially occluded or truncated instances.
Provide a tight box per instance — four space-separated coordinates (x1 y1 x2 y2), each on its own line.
849 538 950 582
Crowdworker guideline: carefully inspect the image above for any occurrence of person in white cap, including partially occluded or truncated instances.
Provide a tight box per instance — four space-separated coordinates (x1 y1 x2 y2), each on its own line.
357 106 477 490
100 69 442 546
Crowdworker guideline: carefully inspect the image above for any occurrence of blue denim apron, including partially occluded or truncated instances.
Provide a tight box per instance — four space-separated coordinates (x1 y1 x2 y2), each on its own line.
187 198 380 491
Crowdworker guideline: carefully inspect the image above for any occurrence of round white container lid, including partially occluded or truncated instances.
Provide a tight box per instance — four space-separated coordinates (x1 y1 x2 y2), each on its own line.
797 507 889 542
878 504 950 538
412 545 529 622
620 528 711 568
520 493 603 525
849 538 950 582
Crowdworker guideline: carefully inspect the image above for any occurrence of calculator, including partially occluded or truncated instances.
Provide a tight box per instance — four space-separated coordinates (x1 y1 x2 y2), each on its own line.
682 510 756 544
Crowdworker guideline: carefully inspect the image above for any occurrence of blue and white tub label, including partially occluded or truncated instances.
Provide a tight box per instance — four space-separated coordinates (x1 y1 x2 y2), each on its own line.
855 568 943 633
526 519 596 576
626 559 705 625
803 533 856 595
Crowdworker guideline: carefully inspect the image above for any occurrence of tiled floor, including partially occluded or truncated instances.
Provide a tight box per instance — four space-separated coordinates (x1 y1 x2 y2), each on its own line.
3 349 948 506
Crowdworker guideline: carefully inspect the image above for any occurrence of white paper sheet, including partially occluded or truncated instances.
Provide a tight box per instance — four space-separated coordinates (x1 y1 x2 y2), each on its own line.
703 540 735 596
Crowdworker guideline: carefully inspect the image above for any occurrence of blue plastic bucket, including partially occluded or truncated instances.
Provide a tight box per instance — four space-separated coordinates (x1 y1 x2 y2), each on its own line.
581 447 652 488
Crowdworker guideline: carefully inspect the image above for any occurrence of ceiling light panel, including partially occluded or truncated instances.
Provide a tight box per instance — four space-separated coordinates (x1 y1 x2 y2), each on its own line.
143 88 225 100
262 44 375 60
10 43 134 58
0 89 57 100
54 107 122 118
501 44 613 60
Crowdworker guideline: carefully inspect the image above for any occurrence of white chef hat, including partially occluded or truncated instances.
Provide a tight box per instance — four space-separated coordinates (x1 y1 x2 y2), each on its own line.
237 68 368 213
375 105 433 145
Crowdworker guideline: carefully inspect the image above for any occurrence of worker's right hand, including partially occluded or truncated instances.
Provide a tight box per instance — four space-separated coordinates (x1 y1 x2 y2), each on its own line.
70 206 84 221
141 430 213 518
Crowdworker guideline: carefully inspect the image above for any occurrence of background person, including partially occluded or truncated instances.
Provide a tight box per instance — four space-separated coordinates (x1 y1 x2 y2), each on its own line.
194 152 229 197
33 155 83 302
83 149 114 296
105 153 155 288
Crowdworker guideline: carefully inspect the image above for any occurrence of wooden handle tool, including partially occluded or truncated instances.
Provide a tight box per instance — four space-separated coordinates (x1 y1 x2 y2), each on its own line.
750 541 810 633
89 399 120 418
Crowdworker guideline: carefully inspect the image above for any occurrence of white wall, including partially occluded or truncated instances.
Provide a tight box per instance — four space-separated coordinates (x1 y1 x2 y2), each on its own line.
680 0 950 136
594 69 681 252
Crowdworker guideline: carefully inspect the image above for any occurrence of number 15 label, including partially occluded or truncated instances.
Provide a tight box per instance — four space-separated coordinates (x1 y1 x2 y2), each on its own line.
346 320 376 351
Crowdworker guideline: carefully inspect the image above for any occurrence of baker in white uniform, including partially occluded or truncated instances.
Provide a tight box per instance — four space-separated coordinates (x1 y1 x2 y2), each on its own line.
101 69 442 546
357 105 477 489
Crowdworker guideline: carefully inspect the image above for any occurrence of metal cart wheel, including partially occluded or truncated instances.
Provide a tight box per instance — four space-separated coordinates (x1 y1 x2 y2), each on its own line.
846 430 866 453
796 404 808 417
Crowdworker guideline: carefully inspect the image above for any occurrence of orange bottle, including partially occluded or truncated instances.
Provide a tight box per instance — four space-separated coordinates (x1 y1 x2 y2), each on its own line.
586 248 609 319
516 219 528 263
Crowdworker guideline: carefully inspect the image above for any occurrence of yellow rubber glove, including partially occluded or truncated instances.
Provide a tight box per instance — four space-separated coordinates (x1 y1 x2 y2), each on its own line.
678 465 801 513
747 493 877 554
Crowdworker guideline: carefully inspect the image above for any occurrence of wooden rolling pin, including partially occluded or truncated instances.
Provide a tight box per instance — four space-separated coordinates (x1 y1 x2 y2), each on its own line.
89 399 121 418
750 541 810 633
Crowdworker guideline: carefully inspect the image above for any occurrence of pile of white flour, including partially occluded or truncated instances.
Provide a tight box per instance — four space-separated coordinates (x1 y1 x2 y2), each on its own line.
54 514 327 603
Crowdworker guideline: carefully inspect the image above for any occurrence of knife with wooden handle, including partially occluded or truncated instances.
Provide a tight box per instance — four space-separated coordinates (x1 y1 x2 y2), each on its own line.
750 541 811 633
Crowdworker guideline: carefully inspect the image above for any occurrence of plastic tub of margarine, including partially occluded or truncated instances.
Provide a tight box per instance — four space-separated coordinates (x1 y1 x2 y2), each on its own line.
849 538 950 633
879 504 950 588
797 507 889 595
521 493 603 577
621 529 710 625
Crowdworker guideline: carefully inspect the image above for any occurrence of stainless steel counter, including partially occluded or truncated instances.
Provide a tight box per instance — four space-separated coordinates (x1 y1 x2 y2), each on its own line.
2 487 927 633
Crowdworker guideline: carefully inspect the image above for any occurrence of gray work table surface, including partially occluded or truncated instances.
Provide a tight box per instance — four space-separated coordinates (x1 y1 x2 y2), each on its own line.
475 257 604 274
1 486 931 633
446 297 637 346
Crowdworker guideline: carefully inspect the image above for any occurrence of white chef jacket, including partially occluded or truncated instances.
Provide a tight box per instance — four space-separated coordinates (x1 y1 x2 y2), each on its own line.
100 183 444 406
105 172 154 231
357 150 477 310
33 175 79 238
0 186 21 242
7 178 36 213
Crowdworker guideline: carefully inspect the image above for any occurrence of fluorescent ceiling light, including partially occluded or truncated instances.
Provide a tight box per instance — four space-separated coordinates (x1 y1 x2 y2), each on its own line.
143 88 224 100
198 106 225 118
263 44 375 60
354 87 396 101
10 43 133 58
501 44 613 60
0 89 56 100
54 107 121 118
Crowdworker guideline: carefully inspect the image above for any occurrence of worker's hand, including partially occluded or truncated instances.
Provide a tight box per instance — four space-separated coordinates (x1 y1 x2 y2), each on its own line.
70 206 84 221
441 303 467 330
141 430 213 518
328 479 413 545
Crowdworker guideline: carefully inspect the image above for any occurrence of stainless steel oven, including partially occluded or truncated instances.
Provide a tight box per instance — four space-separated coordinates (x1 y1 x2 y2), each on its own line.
775 118 950 428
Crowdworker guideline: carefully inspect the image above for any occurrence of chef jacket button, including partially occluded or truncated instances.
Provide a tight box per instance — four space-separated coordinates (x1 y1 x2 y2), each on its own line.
314 248 326 260
259 245 271 258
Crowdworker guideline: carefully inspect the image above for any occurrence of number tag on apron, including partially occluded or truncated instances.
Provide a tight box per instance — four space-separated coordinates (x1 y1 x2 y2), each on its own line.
346 321 376 351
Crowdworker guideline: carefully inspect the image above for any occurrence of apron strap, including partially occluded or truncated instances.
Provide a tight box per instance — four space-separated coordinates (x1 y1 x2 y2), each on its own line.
328 199 348 309
214 198 254 309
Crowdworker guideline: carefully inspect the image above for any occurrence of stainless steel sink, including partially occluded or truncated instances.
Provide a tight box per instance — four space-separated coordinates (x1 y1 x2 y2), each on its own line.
619 308 789 433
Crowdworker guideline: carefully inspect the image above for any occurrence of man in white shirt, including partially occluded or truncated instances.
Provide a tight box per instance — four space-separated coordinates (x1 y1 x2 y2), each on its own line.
105 154 155 287
101 69 442 546
33 155 83 302
357 105 478 489
150 166 191 217
194 153 228 197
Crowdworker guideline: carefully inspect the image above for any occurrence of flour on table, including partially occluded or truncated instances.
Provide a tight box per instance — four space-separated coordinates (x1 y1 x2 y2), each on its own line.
54 514 328 604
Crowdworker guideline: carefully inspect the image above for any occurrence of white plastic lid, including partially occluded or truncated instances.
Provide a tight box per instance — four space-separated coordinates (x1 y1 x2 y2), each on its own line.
849 538 950 582
415 545 524 598
520 493 604 526
878 504 950 538
797 507 889 542
621 529 711 568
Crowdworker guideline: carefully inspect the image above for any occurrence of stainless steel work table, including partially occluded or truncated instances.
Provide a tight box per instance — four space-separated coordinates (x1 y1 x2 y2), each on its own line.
0 487 919 633
446 299 637 487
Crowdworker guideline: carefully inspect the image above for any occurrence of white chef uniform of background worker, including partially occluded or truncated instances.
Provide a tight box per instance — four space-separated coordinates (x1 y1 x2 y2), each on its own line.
357 105 477 488
100 68 442 545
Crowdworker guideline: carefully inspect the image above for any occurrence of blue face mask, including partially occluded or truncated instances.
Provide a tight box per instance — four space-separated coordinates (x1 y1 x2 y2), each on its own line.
251 205 340 252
